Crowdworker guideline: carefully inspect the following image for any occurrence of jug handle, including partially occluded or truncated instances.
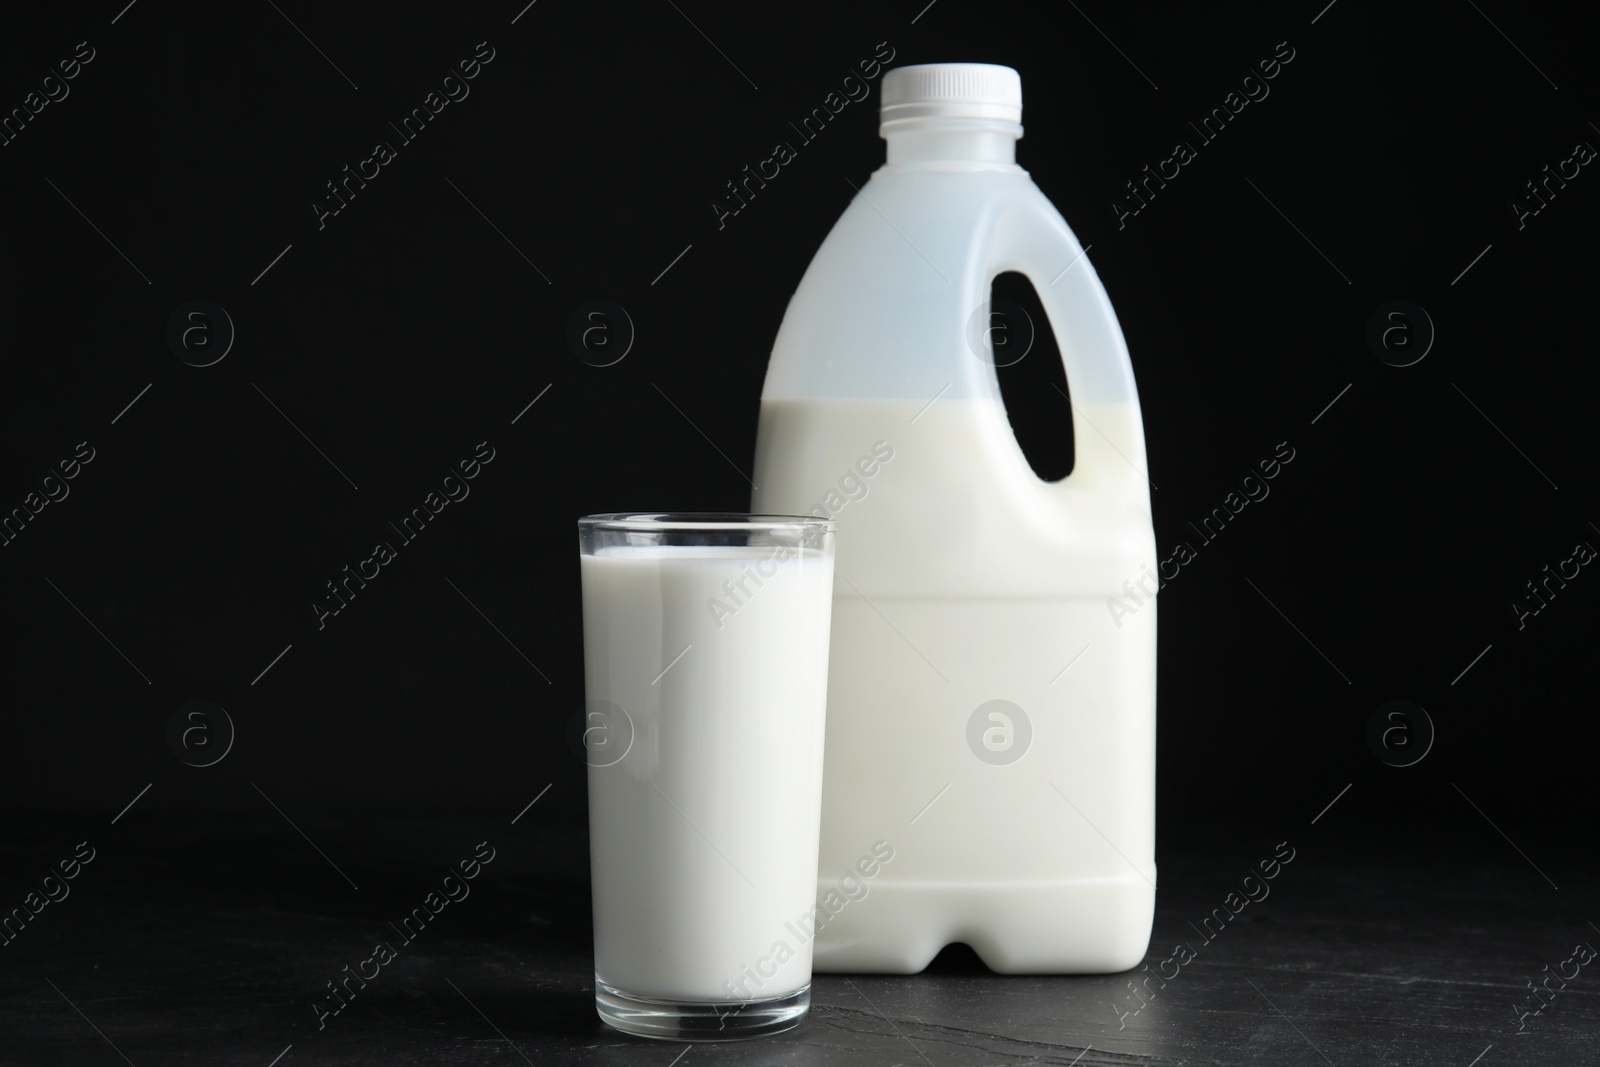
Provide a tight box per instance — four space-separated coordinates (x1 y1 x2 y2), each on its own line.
985 193 1152 490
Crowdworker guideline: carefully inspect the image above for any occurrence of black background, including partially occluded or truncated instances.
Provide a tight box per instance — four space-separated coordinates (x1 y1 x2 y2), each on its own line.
2 0 1596 859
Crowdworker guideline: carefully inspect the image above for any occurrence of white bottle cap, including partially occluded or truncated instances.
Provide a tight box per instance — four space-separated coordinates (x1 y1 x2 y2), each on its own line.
879 63 1022 127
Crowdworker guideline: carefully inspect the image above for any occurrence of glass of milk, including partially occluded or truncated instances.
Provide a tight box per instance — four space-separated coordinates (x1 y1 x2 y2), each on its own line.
578 513 836 1040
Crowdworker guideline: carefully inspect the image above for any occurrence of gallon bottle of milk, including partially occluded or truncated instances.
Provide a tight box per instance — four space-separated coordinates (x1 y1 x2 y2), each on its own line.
751 63 1156 973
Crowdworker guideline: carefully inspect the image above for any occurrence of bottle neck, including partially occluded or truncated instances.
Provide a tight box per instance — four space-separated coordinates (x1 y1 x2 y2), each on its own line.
881 119 1022 169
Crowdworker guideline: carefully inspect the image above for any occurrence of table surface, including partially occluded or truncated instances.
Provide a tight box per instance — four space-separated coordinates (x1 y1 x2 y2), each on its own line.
1 814 1593 1066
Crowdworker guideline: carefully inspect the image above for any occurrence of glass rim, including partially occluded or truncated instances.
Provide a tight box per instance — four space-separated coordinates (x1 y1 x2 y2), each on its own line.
578 511 835 532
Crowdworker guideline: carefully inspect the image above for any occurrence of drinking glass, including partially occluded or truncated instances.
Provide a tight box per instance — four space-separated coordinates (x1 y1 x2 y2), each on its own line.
578 513 836 1040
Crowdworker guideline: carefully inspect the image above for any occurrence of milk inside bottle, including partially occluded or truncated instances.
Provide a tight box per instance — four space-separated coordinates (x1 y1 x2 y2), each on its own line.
751 63 1157 973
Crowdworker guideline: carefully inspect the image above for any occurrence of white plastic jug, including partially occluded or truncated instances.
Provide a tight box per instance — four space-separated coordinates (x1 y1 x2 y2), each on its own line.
751 63 1156 974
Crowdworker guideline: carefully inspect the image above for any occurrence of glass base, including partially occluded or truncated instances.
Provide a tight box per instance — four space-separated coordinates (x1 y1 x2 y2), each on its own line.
594 978 809 1041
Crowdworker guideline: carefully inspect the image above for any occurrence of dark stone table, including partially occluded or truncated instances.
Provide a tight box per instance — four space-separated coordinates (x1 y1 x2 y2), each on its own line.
2 813 1593 1065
